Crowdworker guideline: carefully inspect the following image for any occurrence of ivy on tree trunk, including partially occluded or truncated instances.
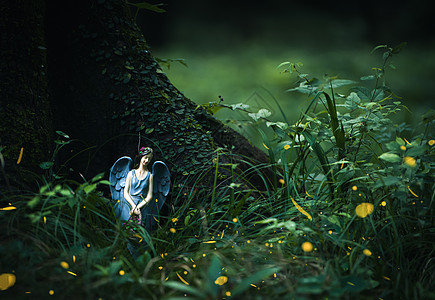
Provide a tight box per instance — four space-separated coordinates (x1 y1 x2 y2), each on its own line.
1 0 270 189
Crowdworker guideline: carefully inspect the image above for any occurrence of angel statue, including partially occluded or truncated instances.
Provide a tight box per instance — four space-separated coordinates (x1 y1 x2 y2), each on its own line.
109 147 170 230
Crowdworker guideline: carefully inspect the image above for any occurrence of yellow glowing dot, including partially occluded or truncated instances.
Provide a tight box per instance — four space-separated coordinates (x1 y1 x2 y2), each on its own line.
184 271 188 275
113 257 116 260
86 244 91 248
172 218 178 223
400 145 406 151
355 202 374 218
284 144 291 150
60 261 69 269
43 216 47 224
328 230 333 234
403 156 416 168
274 273 277 278
0 273 16 291
164 253 168 256
301 242 313 252
0 206 16 211
408 186 419 198
363 249 372 256
73 255 76 263
202 253 206 257
247 240 251 244
225 291 231 296
279 179 285 185
119 270 125 276
429 140 435 146
192 264 196 268
49 290 54 295
265 243 269 247
158 266 163 270
232 218 238 223
352 185 358 191
214 276 228 285
169 228 176 233
278 240 282 244
381 201 387 206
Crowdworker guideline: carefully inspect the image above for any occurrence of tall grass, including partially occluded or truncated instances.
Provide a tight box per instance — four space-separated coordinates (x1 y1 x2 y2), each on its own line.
1 45 434 299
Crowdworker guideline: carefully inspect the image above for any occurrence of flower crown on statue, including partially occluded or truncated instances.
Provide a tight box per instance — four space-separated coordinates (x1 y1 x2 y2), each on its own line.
139 147 153 155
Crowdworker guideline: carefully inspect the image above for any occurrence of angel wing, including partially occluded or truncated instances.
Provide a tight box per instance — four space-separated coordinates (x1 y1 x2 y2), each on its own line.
144 161 170 228
109 156 133 219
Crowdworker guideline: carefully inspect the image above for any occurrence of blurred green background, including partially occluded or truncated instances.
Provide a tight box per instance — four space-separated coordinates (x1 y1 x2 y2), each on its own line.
136 1 434 136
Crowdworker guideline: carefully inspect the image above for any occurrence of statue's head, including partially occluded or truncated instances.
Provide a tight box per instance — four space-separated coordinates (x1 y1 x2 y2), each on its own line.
134 147 153 168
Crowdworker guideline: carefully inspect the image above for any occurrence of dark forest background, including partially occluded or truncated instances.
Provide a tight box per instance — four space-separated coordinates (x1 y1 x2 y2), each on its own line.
134 0 434 136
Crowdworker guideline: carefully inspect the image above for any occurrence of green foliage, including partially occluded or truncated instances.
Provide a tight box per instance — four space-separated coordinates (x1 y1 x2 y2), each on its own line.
1 44 434 299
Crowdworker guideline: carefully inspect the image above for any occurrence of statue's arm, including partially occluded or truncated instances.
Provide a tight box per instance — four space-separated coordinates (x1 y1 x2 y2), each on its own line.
137 174 153 210
123 171 135 210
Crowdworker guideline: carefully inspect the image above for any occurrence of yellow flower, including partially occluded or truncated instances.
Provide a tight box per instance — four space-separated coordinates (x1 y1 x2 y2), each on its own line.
301 242 313 252
403 156 416 168
60 261 69 269
215 276 228 285
429 140 435 146
355 203 374 218
0 273 16 291
363 249 372 256
169 228 176 233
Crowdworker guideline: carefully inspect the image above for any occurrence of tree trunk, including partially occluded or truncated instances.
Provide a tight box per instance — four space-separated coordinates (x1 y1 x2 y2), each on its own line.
0 0 53 186
2 0 271 189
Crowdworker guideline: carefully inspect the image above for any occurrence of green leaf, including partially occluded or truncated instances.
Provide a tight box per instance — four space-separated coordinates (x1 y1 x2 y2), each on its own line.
145 128 154 134
40 161 54 170
325 79 357 89
56 130 70 138
123 73 131 83
351 86 371 100
374 176 400 188
360 75 375 81
379 153 401 163
84 184 97 194
248 108 271 122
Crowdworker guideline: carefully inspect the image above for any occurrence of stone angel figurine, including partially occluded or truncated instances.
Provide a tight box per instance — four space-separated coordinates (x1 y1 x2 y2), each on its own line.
109 147 170 229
